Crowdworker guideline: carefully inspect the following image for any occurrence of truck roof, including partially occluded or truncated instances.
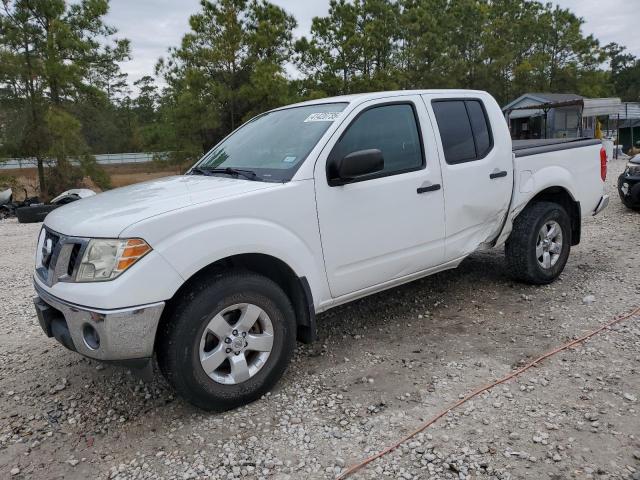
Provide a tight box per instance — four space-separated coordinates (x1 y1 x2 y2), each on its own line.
275 89 490 111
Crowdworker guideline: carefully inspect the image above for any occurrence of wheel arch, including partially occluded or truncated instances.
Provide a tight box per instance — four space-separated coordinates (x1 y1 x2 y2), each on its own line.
524 186 581 245
156 253 317 351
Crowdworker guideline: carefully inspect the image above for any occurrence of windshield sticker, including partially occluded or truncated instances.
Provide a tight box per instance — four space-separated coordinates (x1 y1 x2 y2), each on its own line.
283 156 297 163
304 112 342 123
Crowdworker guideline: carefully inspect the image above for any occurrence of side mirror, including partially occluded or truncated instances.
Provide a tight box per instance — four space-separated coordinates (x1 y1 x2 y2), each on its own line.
328 149 384 185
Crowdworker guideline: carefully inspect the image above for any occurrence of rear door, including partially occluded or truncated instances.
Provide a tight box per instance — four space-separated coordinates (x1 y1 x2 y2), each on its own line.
314 96 446 298
423 94 513 260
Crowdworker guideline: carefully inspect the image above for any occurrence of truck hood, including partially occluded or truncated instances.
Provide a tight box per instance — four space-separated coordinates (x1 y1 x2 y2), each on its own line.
44 175 277 238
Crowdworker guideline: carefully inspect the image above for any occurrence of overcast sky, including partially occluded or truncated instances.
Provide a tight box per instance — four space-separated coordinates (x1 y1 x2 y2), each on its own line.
103 0 640 88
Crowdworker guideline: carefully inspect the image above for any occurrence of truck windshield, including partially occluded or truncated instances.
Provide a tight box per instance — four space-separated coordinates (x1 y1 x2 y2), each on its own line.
192 103 348 182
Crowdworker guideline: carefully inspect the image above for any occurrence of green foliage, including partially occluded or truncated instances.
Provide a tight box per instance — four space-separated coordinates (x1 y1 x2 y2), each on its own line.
294 0 402 96
0 0 129 195
291 0 617 106
605 42 640 102
155 0 297 159
0 173 19 191
43 107 111 195
78 155 111 190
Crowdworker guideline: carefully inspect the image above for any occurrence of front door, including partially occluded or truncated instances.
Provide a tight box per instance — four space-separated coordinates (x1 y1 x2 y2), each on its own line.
314 97 446 298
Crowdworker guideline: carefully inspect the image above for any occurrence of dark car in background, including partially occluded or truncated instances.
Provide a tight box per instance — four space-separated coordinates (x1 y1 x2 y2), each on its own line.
618 155 640 210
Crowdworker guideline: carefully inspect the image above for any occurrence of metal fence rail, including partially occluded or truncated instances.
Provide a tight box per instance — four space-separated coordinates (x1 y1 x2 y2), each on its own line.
0 152 167 170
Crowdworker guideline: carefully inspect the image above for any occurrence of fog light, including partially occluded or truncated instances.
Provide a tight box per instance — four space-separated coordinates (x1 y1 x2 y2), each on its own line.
82 324 100 350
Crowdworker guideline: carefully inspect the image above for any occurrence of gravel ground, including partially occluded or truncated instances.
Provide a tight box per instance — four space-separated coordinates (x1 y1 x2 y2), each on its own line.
1 157 639 480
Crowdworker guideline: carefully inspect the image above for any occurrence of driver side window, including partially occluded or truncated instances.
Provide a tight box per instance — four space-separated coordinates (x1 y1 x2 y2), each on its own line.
329 103 425 178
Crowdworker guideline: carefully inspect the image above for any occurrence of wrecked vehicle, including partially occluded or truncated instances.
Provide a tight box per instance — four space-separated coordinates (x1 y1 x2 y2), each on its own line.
50 188 97 205
0 188 41 220
0 187 12 206
618 155 640 210
32 90 609 411
15 188 95 223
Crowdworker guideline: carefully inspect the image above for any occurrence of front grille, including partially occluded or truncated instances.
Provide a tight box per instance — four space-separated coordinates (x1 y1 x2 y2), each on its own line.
36 227 88 286
42 231 60 269
67 243 81 276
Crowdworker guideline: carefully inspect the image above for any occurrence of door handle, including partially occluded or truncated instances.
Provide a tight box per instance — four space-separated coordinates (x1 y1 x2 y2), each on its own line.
489 170 508 179
417 184 441 194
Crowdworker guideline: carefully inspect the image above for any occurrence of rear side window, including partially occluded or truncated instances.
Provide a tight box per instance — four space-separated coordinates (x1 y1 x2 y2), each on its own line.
431 101 476 164
432 99 493 164
331 103 424 176
466 101 492 157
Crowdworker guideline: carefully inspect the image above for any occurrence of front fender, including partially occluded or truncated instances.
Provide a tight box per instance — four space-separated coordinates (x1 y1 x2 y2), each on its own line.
119 180 330 309
155 218 327 304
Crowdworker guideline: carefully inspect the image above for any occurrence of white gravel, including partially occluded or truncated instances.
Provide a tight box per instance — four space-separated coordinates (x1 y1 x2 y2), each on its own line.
1 158 639 480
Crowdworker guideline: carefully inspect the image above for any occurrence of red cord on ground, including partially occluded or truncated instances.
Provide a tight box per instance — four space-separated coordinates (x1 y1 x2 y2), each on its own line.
337 305 640 480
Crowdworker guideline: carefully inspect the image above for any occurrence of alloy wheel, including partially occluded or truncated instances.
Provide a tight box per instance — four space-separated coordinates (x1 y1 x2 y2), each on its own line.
199 303 274 385
536 220 563 269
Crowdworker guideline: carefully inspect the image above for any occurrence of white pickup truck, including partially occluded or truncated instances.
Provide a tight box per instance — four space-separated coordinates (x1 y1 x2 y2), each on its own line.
33 90 609 410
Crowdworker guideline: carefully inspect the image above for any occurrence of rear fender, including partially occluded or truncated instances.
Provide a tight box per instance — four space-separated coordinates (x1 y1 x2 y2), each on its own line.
496 166 579 246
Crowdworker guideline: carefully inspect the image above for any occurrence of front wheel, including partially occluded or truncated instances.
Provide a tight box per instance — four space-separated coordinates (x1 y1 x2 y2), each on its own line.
505 201 572 285
157 271 297 411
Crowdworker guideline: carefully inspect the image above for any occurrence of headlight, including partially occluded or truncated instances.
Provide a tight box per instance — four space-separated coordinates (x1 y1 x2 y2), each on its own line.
627 163 640 176
76 238 151 282
35 228 46 268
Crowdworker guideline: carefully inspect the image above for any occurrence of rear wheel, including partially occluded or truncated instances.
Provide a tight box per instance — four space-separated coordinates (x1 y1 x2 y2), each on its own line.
505 201 572 285
157 271 296 411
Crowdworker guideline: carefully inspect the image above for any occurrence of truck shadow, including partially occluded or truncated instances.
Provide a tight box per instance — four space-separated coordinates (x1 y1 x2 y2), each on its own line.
314 249 511 338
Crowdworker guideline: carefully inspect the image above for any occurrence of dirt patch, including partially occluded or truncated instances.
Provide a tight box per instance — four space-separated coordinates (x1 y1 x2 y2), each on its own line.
109 170 177 188
1 163 178 194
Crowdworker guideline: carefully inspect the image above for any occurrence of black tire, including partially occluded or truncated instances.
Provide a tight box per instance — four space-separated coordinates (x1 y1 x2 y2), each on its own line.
621 195 640 210
505 201 572 285
156 271 296 411
16 204 60 223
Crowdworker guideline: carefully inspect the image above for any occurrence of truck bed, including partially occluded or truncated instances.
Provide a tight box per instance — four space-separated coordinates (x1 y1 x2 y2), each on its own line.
512 138 601 157
510 136 605 222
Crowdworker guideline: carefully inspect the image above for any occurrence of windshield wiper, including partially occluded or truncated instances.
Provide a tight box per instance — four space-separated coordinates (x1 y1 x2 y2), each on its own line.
202 167 258 181
190 167 214 176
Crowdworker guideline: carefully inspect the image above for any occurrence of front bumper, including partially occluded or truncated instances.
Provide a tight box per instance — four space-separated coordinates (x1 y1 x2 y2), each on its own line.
33 282 164 362
618 173 640 208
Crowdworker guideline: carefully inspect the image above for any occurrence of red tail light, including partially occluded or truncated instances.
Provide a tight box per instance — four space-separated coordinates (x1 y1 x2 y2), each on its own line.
600 147 607 181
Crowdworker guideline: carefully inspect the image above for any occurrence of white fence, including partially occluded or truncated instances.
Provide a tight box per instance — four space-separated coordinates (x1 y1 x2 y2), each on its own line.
0 152 167 170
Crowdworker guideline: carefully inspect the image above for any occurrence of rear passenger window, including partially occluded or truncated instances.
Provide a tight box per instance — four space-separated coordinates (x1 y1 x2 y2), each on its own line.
466 101 492 157
331 103 424 177
431 101 476 164
432 99 493 164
